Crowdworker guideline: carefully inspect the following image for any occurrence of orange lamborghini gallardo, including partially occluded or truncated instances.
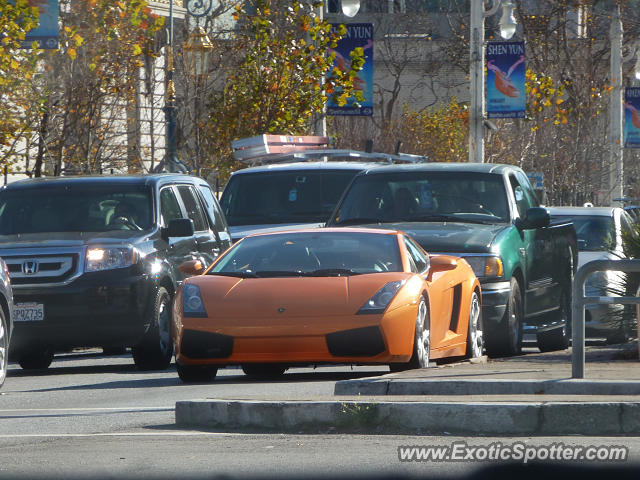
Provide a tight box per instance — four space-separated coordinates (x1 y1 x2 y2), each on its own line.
172 228 482 382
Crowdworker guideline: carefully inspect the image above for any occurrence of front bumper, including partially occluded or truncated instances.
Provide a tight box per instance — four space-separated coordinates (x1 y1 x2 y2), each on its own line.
9 266 154 354
479 280 511 328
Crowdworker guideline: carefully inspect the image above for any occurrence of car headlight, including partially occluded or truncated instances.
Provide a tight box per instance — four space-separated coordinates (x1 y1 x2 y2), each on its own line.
183 284 207 317
85 246 138 272
357 280 405 315
585 270 624 296
462 255 503 279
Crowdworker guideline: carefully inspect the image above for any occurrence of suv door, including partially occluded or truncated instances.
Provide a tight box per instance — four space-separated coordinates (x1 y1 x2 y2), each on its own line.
159 185 198 280
175 184 220 268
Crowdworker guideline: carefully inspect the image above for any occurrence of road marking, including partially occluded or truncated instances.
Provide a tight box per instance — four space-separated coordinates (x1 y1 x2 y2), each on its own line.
0 432 247 438
0 406 174 413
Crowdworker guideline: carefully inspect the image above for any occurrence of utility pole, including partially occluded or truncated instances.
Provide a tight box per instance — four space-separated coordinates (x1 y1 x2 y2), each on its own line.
314 1 327 137
469 0 485 164
608 4 624 206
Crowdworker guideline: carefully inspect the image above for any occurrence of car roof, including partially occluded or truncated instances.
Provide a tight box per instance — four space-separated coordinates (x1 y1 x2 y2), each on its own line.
546 206 620 217
2 174 203 191
243 227 402 238
356 162 520 175
228 161 384 176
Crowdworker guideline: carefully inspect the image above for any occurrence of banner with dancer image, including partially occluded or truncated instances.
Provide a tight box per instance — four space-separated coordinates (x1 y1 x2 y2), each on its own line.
625 88 640 148
486 41 526 118
327 23 374 116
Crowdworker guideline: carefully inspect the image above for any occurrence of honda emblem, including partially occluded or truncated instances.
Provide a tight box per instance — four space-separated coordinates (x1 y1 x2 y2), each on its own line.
22 260 39 275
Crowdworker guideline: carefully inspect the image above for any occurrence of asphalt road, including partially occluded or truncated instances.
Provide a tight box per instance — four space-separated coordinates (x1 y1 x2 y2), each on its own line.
1 349 638 479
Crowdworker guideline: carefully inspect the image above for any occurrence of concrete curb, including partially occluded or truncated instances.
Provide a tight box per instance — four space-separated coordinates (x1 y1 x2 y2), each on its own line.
334 378 640 396
175 399 640 435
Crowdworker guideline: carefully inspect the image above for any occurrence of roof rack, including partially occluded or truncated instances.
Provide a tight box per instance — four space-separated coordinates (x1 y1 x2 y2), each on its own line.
231 135 428 165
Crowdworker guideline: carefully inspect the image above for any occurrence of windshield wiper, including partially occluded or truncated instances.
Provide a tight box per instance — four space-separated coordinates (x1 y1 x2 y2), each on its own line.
208 271 258 278
333 217 385 226
305 268 362 277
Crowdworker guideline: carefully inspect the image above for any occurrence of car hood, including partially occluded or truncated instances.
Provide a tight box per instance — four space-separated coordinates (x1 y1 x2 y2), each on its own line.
348 222 507 254
189 272 409 318
0 231 150 250
229 223 325 242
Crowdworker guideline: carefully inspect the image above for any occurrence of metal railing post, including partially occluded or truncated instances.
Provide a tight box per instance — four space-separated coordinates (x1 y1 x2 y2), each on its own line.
572 259 640 378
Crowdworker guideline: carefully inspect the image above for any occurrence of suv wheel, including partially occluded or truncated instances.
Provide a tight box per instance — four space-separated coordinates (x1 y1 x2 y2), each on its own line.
537 290 571 352
0 310 8 386
18 345 54 370
132 286 173 371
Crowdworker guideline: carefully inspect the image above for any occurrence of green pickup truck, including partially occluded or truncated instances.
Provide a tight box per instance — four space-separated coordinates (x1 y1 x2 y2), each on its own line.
327 163 577 356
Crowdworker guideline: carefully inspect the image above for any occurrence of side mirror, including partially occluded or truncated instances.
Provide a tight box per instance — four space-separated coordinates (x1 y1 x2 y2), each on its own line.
178 259 204 276
517 207 550 230
163 218 195 239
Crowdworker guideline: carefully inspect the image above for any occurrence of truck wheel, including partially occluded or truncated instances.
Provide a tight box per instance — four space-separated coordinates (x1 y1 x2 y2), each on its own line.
176 364 218 383
132 286 173 371
18 345 54 370
0 310 8 386
537 290 571 352
485 278 523 358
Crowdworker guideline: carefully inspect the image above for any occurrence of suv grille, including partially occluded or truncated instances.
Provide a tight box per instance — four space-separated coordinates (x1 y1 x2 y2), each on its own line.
2 250 81 287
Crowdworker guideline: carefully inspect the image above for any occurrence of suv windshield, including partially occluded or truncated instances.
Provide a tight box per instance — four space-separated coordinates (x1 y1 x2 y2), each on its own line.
220 169 360 226
332 171 511 224
0 183 154 234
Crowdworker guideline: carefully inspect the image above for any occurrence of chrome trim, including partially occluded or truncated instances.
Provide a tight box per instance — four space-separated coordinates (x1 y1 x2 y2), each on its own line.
0 246 86 289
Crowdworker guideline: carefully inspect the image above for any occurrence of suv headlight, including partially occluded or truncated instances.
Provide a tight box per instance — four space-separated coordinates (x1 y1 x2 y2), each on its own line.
461 255 503 279
85 246 138 272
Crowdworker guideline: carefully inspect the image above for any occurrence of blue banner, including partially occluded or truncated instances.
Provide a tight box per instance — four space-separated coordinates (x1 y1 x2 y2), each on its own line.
486 41 526 119
23 0 59 49
327 23 374 117
625 88 640 148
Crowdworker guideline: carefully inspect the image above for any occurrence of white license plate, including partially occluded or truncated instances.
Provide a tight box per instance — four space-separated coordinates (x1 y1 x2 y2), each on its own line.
14 303 44 322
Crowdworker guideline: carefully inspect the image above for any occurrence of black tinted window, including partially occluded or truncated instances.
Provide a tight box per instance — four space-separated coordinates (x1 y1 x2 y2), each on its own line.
333 171 509 224
160 187 183 226
219 169 360 226
0 183 153 234
177 185 207 232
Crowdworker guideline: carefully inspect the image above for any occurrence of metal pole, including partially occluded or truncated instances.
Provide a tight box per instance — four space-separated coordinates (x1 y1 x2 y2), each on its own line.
163 0 179 172
469 0 485 163
314 1 327 137
608 4 624 206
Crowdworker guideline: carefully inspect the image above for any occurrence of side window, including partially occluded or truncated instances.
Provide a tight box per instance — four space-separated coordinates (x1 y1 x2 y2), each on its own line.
404 237 428 273
177 185 208 232
159 187 183 226
198 184 227 231
516 171 540 207
509 174 534 218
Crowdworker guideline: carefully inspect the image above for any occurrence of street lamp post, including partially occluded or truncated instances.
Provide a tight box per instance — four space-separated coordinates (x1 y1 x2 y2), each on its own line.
163 0 214 174
468 0 517 164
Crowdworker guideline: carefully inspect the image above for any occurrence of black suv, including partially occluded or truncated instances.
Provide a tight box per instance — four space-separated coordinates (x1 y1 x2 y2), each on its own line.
0 174 231 371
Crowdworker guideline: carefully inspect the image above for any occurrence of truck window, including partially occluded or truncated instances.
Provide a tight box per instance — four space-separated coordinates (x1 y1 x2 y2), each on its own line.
219 169 360 227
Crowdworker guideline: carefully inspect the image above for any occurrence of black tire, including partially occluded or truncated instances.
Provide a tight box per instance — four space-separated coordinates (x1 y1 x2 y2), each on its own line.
241 364 287 378
465 291 484 358
537 290 571 352
390 296 430 372
132 286 173 371
176 363 218 383
0 309 8 387
485 278 523 358
18 345 54 370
